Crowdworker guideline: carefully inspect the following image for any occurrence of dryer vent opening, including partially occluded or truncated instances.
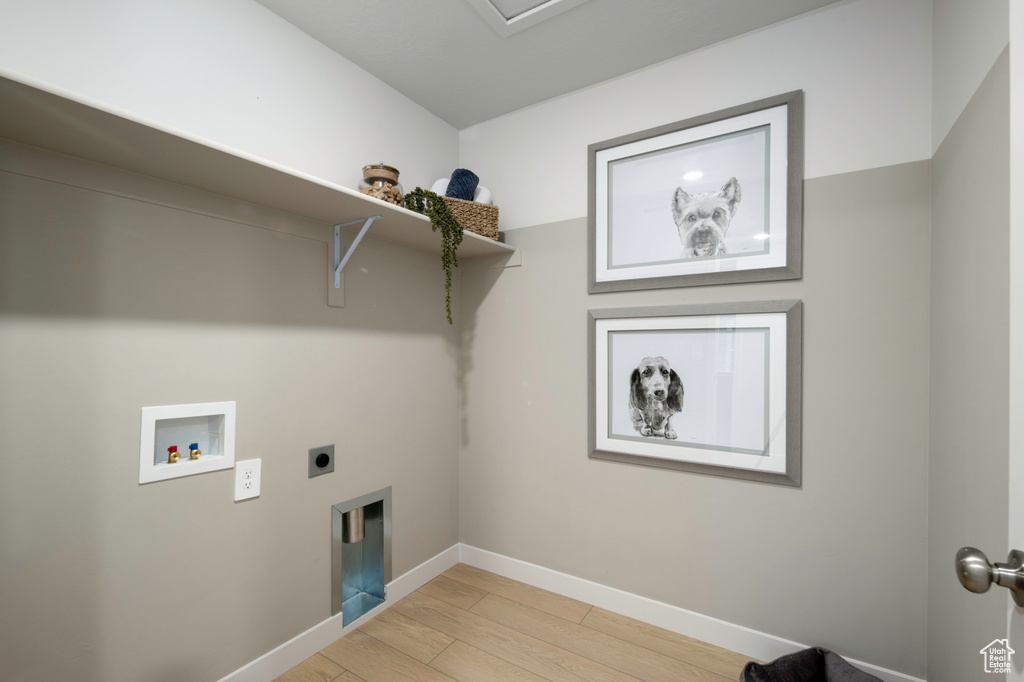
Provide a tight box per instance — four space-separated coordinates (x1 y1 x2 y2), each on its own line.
332 487 392 626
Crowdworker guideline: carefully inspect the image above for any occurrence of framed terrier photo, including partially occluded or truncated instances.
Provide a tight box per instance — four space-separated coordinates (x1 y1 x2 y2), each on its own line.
588 300 802 486
588 91 803 293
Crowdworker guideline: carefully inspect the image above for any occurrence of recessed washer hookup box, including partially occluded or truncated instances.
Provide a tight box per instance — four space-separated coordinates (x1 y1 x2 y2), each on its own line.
139 401 236 484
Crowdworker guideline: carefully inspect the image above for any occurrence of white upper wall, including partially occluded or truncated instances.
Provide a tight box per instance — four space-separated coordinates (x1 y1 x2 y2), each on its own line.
0 0 458 193
460 0 932 231
932 0 1009 153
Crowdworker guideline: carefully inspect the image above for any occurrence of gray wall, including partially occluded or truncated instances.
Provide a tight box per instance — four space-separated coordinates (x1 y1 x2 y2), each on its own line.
0 144 461 681
927 49 1010 682
460 161 932 675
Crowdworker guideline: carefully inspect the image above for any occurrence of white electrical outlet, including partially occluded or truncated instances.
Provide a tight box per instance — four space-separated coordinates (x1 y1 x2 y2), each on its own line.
234 458 261 501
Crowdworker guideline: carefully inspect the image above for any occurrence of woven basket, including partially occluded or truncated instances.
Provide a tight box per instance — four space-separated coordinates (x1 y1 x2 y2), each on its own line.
441 196 499 241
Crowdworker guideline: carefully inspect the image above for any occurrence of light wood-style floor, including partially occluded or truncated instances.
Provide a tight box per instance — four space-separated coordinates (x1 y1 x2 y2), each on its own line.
275 563 751 682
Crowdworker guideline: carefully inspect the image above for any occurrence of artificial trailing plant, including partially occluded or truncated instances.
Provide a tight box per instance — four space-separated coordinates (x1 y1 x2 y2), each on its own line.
403 187 464 324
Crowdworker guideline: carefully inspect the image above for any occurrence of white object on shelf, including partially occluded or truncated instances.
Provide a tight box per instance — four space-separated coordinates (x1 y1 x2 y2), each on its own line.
139 401 236 484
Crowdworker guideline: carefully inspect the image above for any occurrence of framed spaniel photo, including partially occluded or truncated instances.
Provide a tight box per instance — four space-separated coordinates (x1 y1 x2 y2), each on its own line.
588 91 803 293
588 300 802 486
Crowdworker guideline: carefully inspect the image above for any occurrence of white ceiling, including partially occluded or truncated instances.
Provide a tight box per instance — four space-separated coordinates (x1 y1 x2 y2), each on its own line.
254 0 841 129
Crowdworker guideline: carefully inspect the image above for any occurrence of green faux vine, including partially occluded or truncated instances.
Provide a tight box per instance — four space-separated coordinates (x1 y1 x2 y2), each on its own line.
403 187 464 325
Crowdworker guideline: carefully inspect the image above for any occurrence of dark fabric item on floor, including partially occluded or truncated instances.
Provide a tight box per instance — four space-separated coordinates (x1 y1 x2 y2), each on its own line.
740 647 883 682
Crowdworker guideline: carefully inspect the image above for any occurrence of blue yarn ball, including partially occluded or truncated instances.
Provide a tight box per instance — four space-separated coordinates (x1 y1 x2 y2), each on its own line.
445 169 479 201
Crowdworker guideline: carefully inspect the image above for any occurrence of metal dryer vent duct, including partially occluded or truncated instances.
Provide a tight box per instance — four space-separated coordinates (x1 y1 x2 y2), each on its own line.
332 487 391 626
341 506 364 544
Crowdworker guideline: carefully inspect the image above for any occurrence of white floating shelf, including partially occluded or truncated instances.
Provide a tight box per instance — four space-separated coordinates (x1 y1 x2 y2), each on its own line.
0 70 516 261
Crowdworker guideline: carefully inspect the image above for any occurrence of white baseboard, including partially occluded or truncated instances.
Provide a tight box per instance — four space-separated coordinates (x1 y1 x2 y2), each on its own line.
457 544 924 682
216 544 460 682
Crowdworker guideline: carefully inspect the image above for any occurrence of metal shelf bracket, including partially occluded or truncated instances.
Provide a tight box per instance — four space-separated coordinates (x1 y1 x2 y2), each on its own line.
334 215 381 288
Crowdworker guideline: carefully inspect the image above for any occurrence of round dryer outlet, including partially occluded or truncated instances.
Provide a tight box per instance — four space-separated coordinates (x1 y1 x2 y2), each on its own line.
308 444 335 477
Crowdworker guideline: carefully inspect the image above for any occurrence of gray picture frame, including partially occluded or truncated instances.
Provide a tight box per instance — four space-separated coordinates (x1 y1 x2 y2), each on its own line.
588 91 803 293
588 300 802 486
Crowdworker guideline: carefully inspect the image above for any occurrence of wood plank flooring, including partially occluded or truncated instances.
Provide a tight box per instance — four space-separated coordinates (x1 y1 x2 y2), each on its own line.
274 564 751 682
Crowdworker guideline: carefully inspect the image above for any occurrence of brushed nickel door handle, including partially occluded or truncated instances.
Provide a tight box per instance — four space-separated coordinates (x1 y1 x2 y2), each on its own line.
956 547 1024 606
